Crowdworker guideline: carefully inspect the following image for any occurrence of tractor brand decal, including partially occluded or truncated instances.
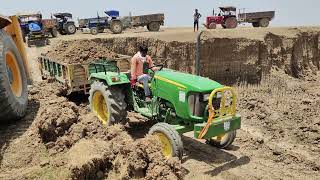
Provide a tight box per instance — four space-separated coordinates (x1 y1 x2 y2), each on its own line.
224 121 231 131
179 91 186 102
154 75 187 89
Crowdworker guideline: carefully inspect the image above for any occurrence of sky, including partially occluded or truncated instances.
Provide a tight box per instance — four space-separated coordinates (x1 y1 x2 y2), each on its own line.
1 0 320 27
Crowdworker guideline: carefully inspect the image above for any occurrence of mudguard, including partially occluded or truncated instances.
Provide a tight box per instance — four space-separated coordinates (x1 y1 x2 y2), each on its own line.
89 72 130 86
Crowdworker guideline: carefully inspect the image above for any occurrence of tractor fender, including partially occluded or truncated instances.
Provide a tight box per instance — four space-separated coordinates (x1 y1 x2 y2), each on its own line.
89 72 130 86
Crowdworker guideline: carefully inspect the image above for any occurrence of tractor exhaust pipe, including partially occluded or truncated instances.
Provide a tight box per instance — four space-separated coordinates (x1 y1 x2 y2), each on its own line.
195 30 205 76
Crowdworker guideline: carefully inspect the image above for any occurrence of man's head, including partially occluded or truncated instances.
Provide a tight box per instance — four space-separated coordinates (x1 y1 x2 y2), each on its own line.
195 9 198 13
139 45 148 57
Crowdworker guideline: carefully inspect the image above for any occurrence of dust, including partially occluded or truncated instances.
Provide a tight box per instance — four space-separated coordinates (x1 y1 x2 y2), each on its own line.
43 40 120 64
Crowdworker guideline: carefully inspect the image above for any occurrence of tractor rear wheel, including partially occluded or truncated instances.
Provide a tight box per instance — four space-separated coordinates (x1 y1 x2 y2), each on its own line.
148 22 160 32
206 130 236 149
208 22 217 29
259 18 270 27
65 23 77 35
89 81 127 126
149 123 183 160
110 20 123 34
225 17 238 29
0 30 28 123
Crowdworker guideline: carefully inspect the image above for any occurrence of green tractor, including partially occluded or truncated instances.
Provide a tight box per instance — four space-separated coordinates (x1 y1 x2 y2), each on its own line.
88 61 241 159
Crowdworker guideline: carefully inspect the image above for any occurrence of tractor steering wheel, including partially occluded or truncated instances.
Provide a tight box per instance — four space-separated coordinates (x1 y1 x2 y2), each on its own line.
149 64 164 72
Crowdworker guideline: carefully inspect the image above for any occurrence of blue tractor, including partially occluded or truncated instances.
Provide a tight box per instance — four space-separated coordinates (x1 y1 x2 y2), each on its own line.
17 12 49 47
79 10 123 35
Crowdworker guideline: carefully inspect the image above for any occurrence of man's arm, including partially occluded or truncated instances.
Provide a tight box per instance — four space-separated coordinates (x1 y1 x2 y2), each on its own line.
131 57 137 80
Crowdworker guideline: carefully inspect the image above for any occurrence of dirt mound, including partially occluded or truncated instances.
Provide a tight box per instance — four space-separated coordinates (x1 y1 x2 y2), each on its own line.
236 70 320 172
43 40 120 64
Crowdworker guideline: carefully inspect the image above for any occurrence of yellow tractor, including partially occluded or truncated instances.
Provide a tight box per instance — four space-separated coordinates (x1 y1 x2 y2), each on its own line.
0 15 30 123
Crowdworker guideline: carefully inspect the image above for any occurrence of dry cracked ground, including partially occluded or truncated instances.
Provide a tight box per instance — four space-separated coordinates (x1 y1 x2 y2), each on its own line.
0 27 320 180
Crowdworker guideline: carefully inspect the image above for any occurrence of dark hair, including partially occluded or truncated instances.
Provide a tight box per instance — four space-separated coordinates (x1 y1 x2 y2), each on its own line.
139 45 148 53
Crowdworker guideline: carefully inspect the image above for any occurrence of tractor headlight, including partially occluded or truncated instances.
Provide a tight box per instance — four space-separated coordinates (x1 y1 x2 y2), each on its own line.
203 94 210 101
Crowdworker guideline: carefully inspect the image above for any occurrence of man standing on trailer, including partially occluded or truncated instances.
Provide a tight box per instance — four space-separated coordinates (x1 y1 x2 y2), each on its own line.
194 9 202 32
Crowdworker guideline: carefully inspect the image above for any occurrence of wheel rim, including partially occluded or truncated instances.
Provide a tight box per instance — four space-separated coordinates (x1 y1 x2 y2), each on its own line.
5 51 22 97
92 91 109 125
212 133 228 142
68 25 75 33
155 132 173 158
92 29 97 34
113 24 121 32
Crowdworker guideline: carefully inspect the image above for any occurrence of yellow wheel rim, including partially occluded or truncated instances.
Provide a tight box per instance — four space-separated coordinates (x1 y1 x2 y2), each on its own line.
92 91 109 125
5 51 22 97
213 133 227 142
156 132 173 158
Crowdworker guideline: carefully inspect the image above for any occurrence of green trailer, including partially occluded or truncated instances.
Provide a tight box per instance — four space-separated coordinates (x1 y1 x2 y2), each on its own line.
38 55 131 94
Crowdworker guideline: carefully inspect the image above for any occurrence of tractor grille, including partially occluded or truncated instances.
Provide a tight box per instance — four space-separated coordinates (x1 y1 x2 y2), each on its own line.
188 93 222 117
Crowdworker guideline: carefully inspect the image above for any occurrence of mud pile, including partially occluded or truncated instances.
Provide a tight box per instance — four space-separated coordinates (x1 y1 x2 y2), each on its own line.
236 70 320 172
43 40 120 64
0 80 184 179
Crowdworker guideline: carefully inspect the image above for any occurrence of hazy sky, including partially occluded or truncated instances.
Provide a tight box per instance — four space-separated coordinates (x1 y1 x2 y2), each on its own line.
2 0 319 27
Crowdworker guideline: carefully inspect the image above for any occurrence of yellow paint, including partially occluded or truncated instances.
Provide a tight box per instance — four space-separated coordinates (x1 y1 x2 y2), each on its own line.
6 51 22 97
156 132 173 158
5 16 30 82
154 75 186 89
92 91 109 125
198 86 237 139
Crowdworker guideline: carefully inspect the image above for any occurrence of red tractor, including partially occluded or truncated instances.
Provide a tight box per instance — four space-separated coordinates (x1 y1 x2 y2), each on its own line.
205 6 238 29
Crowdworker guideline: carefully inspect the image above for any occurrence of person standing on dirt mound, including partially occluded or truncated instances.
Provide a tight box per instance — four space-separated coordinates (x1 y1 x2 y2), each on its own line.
194 9 202 32
130 45 155 102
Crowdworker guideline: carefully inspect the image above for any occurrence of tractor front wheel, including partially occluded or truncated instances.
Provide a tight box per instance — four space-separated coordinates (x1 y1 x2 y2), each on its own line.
208 23 217 29
90 28 99 35
89 81 128 126
51 28 58 37
149 123 183 160
206 130 236 149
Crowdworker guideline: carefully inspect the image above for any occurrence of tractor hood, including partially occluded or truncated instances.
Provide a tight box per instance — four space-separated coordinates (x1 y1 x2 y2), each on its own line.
155 69 223 92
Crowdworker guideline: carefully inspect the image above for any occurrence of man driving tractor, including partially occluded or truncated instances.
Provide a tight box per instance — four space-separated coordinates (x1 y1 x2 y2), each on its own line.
130 45 155 101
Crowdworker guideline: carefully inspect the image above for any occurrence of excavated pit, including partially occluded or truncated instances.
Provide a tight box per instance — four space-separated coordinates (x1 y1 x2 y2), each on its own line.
45 32 319 85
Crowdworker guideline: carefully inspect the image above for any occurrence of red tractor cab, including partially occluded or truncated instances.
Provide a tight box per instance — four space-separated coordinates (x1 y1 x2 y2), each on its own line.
205 6 238 29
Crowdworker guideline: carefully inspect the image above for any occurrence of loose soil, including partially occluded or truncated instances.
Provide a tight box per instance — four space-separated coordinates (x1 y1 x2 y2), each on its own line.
1 27 320 179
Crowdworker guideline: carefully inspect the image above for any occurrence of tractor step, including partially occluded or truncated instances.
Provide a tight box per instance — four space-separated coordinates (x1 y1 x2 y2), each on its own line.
194 114 241 139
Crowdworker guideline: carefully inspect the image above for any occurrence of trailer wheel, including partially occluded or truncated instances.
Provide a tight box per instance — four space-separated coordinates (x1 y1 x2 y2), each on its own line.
225 17 238 29
252 22 259 27
206 130 236 149
90 27 99 35
259 18 270 27
0 30 28 123
148 22 160 32
51 28 58 37
89 81 128 126
65 23 77 35
110 20 123 34
149 123 183 159
208 23 217 29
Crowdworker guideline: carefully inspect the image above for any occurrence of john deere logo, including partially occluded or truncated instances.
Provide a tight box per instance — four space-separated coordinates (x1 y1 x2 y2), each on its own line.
224 121 231 131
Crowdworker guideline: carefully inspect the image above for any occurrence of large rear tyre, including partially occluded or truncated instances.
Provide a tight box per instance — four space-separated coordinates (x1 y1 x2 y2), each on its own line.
110 20 123 34
259 18 270 27
149 123 183 160
206 130 236 149
225 17 238 29
148 22 160 32
252 22 260 27
65 23 77 35
89 81 127 126
0 30 28 123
